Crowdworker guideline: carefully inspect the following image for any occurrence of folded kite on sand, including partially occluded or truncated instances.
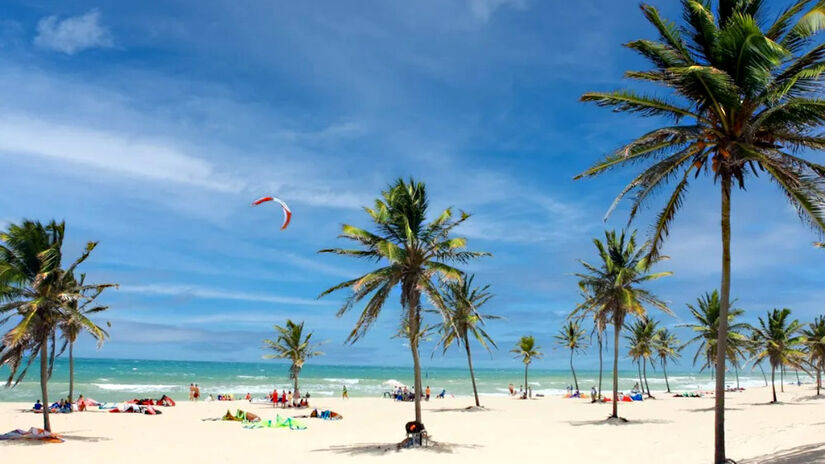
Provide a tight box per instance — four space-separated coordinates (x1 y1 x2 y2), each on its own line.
0 427 64 443
243 415 306 430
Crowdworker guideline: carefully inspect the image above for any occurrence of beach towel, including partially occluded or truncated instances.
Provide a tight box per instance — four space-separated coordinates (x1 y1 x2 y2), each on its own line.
0 427 63 443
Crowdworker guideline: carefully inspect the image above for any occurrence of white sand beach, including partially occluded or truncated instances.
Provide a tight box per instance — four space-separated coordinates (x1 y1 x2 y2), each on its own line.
2 385 823 463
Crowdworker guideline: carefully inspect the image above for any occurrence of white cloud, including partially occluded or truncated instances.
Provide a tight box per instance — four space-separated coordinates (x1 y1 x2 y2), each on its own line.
0 114 244 192
34 9 114 55
119 283 329 306
467 0 527 22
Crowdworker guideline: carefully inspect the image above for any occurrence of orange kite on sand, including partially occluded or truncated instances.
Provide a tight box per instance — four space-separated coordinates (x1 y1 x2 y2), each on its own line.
0 427 63 443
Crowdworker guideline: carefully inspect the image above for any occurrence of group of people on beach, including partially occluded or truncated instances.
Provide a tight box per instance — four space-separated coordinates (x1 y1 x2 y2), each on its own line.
268 389 309 408
391 385 445 401
508 383 532 399
188 384 201 401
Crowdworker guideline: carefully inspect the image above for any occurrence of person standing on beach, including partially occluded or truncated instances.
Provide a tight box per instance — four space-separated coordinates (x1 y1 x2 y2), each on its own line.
342 385 348 399
194 384 200 402
189 384 194 401
425 386 431 401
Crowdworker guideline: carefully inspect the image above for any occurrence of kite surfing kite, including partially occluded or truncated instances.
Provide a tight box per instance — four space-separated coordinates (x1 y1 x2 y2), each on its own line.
252 196 292 230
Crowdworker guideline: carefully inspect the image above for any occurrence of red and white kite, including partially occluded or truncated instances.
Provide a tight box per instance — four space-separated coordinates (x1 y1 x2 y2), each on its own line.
252 196 292 230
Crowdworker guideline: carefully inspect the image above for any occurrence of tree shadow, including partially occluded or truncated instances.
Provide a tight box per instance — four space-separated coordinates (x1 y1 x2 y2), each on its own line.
430 405 495 413
740 442 825 464
680 406 742 413
567 417 673 427
313 441 482 456
794 395 825 402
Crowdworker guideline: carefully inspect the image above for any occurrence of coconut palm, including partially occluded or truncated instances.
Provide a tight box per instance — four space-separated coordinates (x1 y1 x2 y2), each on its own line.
801 315 825 396
752 308 806 403
576 1 825 460
319 178 488 425
555 321 587 392
511 335 542 398
626 318 659 398
681 291 750 377
573 293 609 401
57 273 115 403
263 320 323 400
746 330 770 387
654 328 681 393
433 274 500 407
0 220 101 432
573 230 671 419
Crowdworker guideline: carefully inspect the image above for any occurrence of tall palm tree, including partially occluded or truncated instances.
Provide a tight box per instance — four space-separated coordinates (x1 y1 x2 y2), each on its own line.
746 330 770 387
319 178 488 425
574 292 609 401
654 328 681 393
58 273 115 403
433 274 499 407
681 291 750 376
626 318 659 398
511 335 542 398
0 220 100 432
801 315 825 396
576 2 825 461
752 308 806 403
573 230 671 419
263 320 323 400
555 321 587 392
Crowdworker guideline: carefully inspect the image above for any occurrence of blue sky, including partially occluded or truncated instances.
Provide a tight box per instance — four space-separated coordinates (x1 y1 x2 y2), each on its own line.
1 0 822 370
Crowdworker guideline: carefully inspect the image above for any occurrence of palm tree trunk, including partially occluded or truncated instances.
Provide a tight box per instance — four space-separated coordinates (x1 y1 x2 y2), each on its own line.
735 364 739 390
463 334 480 407
597 334 603 401
611 322 620 418
780 365 784 393
795 369 801 386
637 360 644 395
643 358 653 399
771 366 777 403
40 332 51 432
817 369 821 396
293 368 300 403
407 288 423 425
570 348 579 391
68 342 75 403
663 359 671 393
714 174 732 464
758 362 768 386
523 363 529 399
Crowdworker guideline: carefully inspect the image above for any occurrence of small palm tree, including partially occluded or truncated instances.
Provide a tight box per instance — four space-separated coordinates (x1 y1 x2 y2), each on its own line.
626 318 659 398
574 293 609 401
433 275 499 407
573 230 671 419
576 2 825 461
0 220 101 432
654 328 681 393
511 335 542 398
746 330 769 387
752 308 806 403
319 178 488 424
801 315 825 396
681 291 749 375
263 320 323 400
555 321 587 392
58 273 115 403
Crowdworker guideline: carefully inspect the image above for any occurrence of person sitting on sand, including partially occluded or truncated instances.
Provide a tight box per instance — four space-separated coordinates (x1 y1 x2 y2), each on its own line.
245 393 251 401
78 395 87 412
591 386 597 403
32 400 42 411
437 389 446 399
208 394 214 402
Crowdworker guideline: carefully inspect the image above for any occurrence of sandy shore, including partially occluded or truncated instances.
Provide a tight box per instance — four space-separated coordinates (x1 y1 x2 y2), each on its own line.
1 385 823 463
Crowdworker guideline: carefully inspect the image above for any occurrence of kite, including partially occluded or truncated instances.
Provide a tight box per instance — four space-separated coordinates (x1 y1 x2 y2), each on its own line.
252 196 292 230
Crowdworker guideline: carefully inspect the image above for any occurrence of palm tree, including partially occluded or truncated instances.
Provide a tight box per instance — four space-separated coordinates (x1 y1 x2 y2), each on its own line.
752 308 806 403
555 321 587 392
574 293 609 401
319 178 488 425
573 230 671 419
511 335 542 398
746 330 770 387
433 274 500 407
654 328 681 393
681 291 750 377
263 320 323 400
0 220 101 432
58 273 115 403
576 2 825 461
626 318 659 398
801 315 825 396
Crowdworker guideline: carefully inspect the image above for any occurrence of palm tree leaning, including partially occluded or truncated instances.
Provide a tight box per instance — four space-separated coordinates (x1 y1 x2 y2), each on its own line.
681 291 750 377
801 315 825 396
573 229 671 420
433 274 499 408
58 273 115 403
752 308 806 403
319 178 488 425
626 318 659 399
0 220 102 432
512 335 542 398
653 328 681 393
263 320 323 401
577 2 825 461
555 321 587 392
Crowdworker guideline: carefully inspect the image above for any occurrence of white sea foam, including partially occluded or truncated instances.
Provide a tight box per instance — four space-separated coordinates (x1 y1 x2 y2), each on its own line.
323 378 360 384
92 383 178 392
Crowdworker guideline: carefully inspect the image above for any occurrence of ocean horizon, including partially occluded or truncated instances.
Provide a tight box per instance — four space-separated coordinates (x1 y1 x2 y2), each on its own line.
0 357 786 403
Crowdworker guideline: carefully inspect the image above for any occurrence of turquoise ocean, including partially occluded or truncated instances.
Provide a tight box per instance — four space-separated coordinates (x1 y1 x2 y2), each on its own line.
0 358 779 403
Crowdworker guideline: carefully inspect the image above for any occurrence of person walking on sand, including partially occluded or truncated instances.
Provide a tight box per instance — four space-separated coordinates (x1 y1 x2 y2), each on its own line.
425 386 431 401
342 385 349 399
